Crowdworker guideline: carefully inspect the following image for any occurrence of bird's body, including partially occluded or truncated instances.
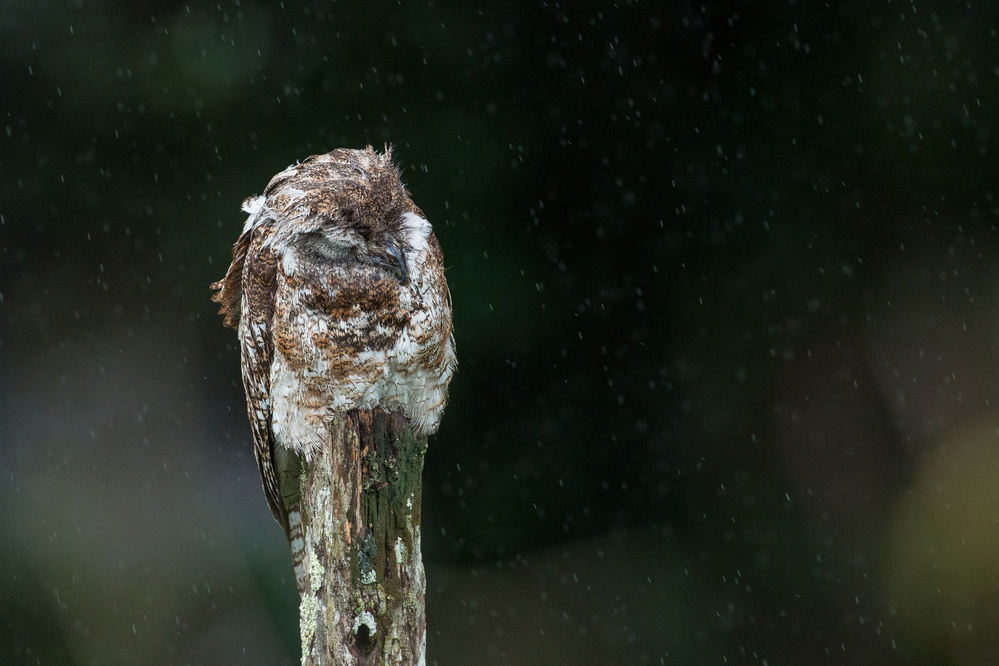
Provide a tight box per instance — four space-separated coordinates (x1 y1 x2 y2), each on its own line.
212 147 455 592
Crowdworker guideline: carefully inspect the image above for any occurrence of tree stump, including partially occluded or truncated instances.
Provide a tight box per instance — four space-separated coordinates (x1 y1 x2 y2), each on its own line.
298 410 427 665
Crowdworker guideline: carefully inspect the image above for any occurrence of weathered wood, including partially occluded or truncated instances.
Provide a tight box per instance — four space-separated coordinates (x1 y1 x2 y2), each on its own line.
298 410 427 665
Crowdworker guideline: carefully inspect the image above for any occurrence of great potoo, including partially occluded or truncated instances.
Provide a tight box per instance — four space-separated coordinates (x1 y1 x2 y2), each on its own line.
212 146 456 592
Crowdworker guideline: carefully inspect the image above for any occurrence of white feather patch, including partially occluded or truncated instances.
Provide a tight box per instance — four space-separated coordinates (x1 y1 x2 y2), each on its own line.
401 212 432 251
242 195 265 215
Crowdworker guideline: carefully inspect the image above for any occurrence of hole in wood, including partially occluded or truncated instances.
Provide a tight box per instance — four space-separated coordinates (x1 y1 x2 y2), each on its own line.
351 611 377 657
355 624 372 647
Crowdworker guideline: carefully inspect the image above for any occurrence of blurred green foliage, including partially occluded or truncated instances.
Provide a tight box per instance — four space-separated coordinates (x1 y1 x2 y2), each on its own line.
3 1 999 663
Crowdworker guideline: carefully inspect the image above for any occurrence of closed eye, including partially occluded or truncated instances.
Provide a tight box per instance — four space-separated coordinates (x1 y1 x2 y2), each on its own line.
297 230 360 262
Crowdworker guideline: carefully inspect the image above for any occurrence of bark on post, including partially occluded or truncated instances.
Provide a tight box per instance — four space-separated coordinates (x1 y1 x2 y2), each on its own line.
298 410 427 665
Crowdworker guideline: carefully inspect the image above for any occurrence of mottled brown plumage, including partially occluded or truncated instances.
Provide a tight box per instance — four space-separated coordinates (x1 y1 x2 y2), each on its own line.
212 146 455 592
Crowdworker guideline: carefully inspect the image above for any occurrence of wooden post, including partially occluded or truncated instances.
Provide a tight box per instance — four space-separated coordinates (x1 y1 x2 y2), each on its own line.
298 410 427 665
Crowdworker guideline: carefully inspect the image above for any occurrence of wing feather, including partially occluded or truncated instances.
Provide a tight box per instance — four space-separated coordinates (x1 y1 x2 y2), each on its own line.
238 227 287 532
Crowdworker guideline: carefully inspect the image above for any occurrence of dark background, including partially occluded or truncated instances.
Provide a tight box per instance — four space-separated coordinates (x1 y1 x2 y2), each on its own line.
4 1 999 664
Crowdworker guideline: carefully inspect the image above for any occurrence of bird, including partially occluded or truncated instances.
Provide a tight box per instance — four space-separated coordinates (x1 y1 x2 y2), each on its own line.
211 146 456 593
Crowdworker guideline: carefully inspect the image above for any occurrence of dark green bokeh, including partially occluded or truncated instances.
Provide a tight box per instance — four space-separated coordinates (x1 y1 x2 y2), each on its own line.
3 1 999 664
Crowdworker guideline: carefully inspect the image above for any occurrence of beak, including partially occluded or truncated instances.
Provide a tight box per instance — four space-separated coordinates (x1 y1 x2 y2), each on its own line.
376 239 408 284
